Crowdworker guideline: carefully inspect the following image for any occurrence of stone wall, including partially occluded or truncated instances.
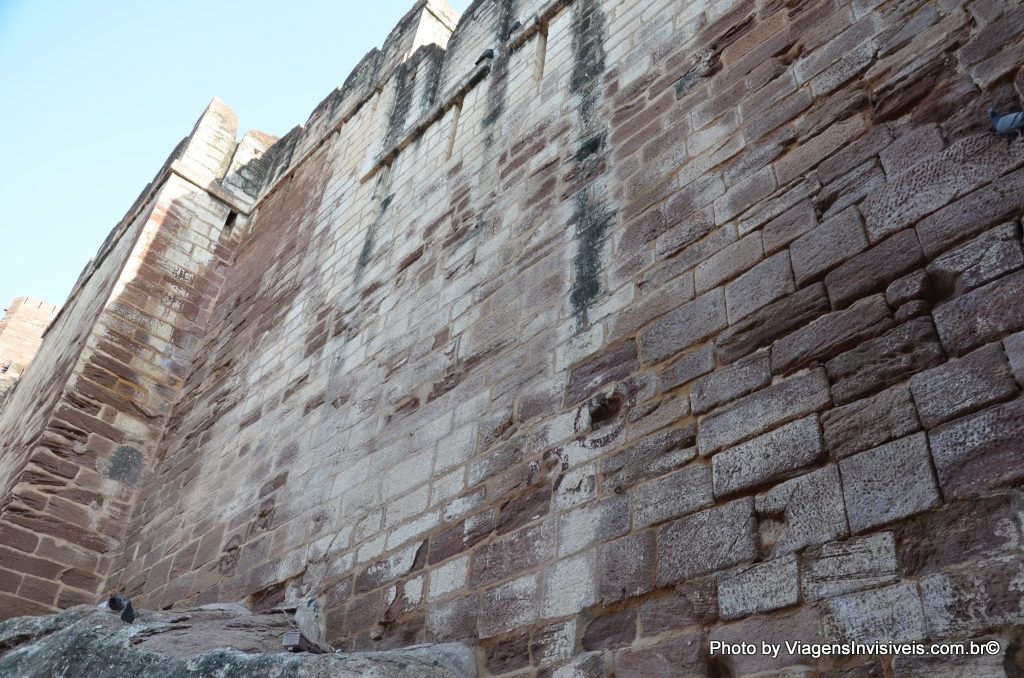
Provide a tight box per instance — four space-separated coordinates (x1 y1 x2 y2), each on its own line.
3 0 1024 675
0 296 59 400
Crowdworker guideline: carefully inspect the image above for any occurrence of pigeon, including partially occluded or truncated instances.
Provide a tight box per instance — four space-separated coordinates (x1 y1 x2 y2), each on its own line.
108 594 126 612
120 600 136 624
475 48 495 65
506 20 521 39
989 109 1024 138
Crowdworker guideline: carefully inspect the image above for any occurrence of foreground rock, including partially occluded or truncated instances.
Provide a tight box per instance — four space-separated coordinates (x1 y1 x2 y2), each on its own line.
0 604 475 678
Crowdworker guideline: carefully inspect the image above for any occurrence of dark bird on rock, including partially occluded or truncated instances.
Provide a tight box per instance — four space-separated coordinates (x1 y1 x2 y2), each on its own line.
476 48 495 65
121 600 136 623
990 109 1024 138
506 20 521 39
108 594 126 612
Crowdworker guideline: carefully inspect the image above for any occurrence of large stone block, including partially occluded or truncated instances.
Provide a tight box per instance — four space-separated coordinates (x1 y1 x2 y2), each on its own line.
690 350 771 414
639 289 727 364
772 295 894 376
717 554 799 619
822 581 927 644
920 555 1024 638
712 415 823 497
932 270 1024 356
895 492 1024 576
802 532 898 601
697 369 831 455
926 222 1024 299
633 464 713 528
910 343 1019 428
839 433 941 533
755 466 848 556
928 398 1024 499
708 606 823 676
656 498 757 584
541 550 597 619
820 385 920 459
598 531 654 603
478 574 539 638
638 577 718 635
724 251 795 323
614 631 709 678
557 495 630 557
825 317 945 405
824 229 925 310
716 283 832 365
790 206 868 286
1006 329 1024 384
600 426 696 493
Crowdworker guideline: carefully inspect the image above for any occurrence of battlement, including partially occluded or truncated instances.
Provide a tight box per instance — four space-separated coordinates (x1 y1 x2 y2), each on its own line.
3 0 1024 675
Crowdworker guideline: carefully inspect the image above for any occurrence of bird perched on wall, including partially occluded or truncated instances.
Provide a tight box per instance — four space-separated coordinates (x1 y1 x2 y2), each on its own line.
506 20 521 40
476 48 495 65
106 593 136 623
107 594 126 612
990 109 1024 138
120 600 136 624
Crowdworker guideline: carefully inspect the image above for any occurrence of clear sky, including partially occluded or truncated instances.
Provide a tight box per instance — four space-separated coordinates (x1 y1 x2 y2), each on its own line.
0 0 470 309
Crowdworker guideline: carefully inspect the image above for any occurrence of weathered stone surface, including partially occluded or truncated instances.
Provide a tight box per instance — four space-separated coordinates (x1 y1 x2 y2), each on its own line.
698 369 831 455
695 233 763 293
633 464 713 528
763 200 818 254
920 555 1024 638
659 345 714 391
708 606 823 676
821 384 920 459
639 289 727 364
885 270 933 307
933 270 1024 356
638 578 717 635
895 492 1024 576
478 574 539 638
717 555 799 619
756 466 848 556
557 495 630 558
717 283 833 365
929 398 1024 499
614 631 708 677
790 207 868 286
553 651 606 677
892 647 1008 678
916 166 1024 258
802 533 899 601
690 350 771 414
725 251 795 323
880 124 945 178
822 581 927 644
1005 329 1024 384
712 415 823 497
824 230 926 309
541 551 597 620
927 222 1023 299
839 433 941 533
598 531 653 604
772 295 894 376
657 498 757 584
825 318 945 405
910 343 1019 428
600 427 696 493
0 605 476 677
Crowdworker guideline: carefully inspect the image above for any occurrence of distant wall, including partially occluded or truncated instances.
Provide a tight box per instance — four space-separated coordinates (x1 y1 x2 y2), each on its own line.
5 0 1024 675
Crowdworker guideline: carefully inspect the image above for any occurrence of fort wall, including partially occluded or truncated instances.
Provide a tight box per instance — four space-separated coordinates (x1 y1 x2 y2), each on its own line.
2 0 1024 674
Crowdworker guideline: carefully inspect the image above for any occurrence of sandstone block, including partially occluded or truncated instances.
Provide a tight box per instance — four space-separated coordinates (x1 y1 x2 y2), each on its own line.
598 531 654 603
566 341 638 405
928 399 1024 499
879 124 945 178
552 652 606 678
892 649 1007 678
541 550 597 619
802 532 898 601
716 283 831 365
933 270 1024 356
557 495 629 557
825 317 945 405
820 385 920 459
600 426 696 492
614 631 708 678
756 466 849 556
715 165 776 224
633 464 713 528
698 369 831 456
822 581 927 644
910 343 1019 428
895 492 1024 576
717 554 799 619
712 415 823 497
790 207 868 286
478 574 539 638
639 289 727 365
695 233 763 293
471 521 555 588
926 222 1024 298
824 229 925 309
708 606 823 676
725 251 795 323
1005 329 1024 384
659 345 714 391
839 433 941 533
916 166 1024 258
690 350 771 414
772 295 894 376
885 269 933 307
656 498 757 584
638 577 717 635
763 200 817 254
919 555 1024 638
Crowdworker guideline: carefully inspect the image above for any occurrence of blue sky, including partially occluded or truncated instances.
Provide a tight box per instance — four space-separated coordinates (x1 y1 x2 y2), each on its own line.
0 0 470 308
